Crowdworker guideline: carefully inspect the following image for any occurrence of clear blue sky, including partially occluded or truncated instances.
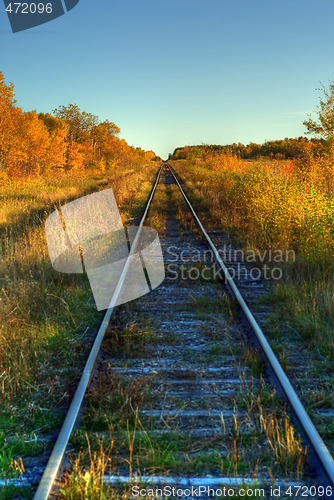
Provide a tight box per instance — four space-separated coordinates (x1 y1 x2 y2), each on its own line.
1 0 333 158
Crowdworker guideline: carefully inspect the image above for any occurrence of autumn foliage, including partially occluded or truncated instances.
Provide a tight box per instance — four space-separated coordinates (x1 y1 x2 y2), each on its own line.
0 72 156 177
171 137 327 162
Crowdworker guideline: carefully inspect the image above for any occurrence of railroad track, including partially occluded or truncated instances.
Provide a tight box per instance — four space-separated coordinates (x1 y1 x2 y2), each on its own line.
30 163 334 498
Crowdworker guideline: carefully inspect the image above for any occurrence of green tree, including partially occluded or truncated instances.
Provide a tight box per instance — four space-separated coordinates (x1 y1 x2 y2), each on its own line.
303 80 334 145
38 112 68 136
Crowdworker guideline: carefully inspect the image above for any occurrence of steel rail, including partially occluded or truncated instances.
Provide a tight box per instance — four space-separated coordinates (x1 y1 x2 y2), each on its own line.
166 163 334 487
34 166 163 500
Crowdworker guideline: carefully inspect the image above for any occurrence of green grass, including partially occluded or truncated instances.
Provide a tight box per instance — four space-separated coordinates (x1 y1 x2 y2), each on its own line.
0 485 32 500
209 343 226 355
105 320 155 358
186 291 238 320
262 266 334 360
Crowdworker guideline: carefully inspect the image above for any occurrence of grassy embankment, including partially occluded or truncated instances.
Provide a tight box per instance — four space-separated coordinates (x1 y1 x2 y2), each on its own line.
0 162 158 496
171 153 334 362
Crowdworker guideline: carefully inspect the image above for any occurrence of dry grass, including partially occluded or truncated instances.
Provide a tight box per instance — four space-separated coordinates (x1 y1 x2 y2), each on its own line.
0 164 157 395
60 434 116 500
235 374 307 478
171 155 334 359
260 415 306 478
0 162 159 493
172 154 334 255
60 372 308 499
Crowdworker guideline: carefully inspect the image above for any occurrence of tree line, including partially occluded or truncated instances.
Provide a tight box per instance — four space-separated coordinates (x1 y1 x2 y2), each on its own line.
171 137 325 161
171 80 334 163
0 71 157 176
